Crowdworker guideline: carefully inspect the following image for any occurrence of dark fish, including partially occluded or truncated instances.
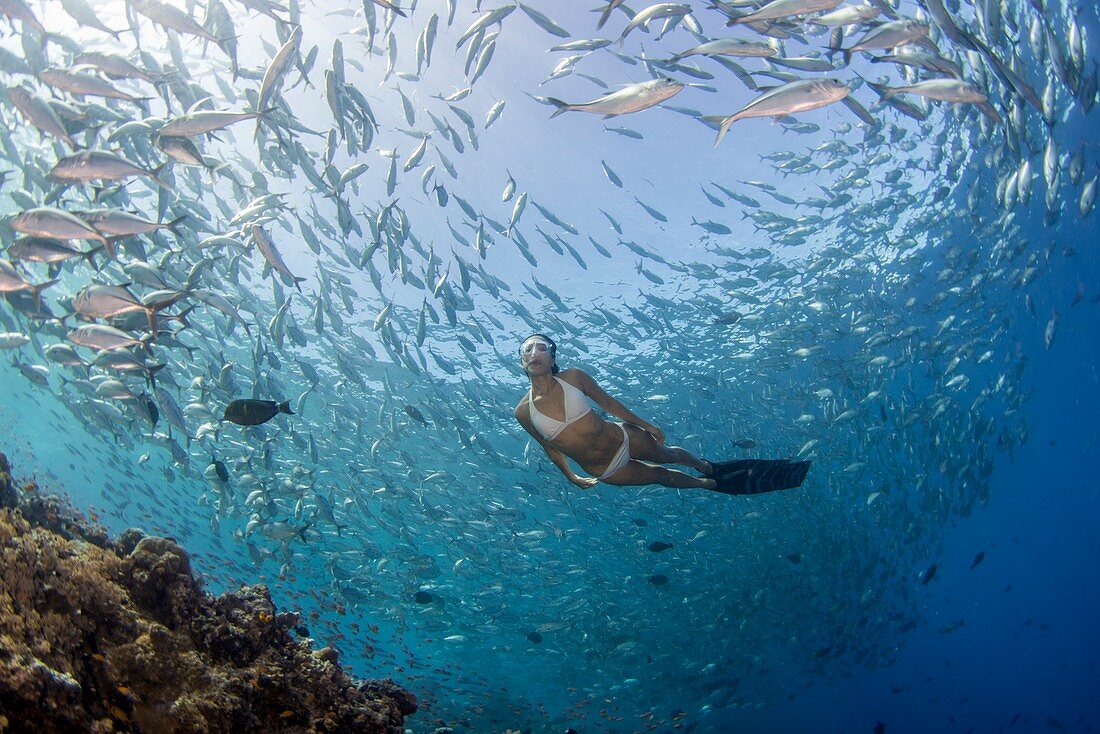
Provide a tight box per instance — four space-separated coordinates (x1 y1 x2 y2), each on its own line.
732 439 757 449
138 394 159 427
970 551 985 569
874 722 886 734
920 563 938 585
211 456 229 482
647 541 673 552
648 573 669 586
404 405 429 424
786 552 802 564
526 631 543 643
414 590 434 604
223 398 294 426
631 518 648 527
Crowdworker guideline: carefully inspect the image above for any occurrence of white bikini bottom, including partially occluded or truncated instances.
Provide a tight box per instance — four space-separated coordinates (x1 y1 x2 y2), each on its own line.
597 423 631 481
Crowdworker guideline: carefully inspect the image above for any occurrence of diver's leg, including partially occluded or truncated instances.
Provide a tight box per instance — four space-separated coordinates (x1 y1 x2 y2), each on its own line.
600 460 716 490
624 424 711 473
656 445 711 473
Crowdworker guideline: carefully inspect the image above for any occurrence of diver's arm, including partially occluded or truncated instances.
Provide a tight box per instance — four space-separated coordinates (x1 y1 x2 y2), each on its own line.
515 405 598 488
570 369 666 445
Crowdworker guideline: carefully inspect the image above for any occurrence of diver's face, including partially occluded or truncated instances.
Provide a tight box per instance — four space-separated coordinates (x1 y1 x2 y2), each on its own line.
520 338 553 373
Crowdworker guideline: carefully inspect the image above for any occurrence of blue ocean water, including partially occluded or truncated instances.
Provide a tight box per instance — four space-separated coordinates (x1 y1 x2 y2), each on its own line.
0 0 1098 732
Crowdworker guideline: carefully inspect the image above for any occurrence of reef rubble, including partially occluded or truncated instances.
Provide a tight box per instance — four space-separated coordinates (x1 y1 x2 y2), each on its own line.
0 452 417 733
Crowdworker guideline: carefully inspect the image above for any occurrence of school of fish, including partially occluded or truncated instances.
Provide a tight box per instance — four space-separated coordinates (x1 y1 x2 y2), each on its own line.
0 0 1096 730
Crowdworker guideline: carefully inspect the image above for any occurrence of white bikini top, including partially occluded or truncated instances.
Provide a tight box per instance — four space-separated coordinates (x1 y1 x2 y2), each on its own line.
528 377 592 440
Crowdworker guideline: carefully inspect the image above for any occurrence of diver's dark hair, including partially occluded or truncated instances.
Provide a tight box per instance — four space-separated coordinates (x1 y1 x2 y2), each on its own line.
521 333 559 374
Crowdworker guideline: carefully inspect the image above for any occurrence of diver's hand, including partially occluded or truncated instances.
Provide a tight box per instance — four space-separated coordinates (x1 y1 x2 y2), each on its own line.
571 476 599 489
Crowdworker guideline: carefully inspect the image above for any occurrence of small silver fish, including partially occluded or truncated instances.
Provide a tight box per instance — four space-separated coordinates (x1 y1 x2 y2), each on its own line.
547 78 683 118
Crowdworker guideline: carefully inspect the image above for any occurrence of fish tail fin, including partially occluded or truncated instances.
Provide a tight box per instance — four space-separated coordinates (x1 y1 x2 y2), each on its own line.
165 215 188 237
207 162 229 184
596 2 614 30
150 161 174 191
30 279 58 309
253 106 278 138
173 305 195 331
98 233 118 259
708 115 735 147
82 245 105 270
547 98 571 118
825 28 843 57
138 332 156 357
147 362 167 389
278 399 294 415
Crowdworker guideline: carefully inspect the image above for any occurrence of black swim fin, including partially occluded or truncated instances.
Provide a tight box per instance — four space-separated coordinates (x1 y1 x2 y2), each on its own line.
706 459 810 495
705 459 750 478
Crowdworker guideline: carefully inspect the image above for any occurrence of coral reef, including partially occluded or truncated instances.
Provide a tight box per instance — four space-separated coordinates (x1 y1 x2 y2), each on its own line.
0 452 417 733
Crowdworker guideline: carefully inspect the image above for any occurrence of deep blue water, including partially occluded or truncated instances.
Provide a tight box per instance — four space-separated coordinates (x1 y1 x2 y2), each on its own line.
730 255 1100 732
1 0 1098 732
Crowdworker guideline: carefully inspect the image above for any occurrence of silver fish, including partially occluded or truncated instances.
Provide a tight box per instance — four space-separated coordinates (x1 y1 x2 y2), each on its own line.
73 52 155 81
47 150 170 188
878 79 988 104
1081 175 1097 219
71 284 163 332
0 332 30 350
159 110 266 137
709 79 851 146
843 19 928 64
7 237 99 265
6 87 76 147
0 259 56 306
485 99 506 128
67 324 148 351
36 68 146 102
456 5 515 49
368 0 406 17
728 0 842 25
258 25 303 110
130 0 220 44
517 2 569 38
672 38 777 61
547 78 683 118
81 210 185 238
619 3 692 43
251 225 305 291
10 207 108 245
58 0 123 38
809 3 881 26
0 0 45 36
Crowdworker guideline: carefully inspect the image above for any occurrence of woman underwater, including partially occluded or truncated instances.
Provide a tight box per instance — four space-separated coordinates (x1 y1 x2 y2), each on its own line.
514 334 810 493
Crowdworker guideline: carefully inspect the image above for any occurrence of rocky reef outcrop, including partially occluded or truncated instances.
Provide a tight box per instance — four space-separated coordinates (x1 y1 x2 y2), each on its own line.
0 452 417 733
